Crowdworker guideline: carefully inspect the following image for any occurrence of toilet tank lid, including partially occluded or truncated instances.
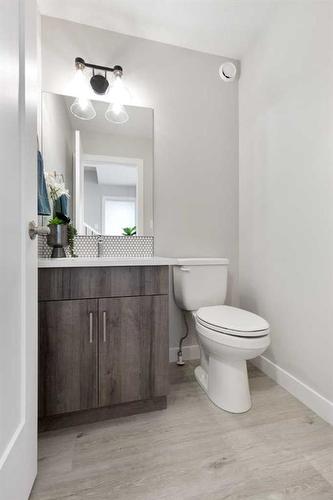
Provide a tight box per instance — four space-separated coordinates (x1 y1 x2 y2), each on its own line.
175 258 229 266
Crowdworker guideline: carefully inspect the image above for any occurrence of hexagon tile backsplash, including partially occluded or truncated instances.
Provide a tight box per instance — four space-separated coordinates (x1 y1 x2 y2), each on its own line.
38 235 154 258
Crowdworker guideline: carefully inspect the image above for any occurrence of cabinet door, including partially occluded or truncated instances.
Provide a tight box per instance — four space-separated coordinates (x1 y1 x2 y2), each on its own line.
99 295 169 407
39 299 98 416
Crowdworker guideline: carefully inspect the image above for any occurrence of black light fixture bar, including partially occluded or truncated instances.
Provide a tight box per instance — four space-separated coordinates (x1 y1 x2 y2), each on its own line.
75 57 122 74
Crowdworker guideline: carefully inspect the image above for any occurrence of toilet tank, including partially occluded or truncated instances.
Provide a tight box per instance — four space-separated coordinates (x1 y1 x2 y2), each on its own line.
173 258 229 311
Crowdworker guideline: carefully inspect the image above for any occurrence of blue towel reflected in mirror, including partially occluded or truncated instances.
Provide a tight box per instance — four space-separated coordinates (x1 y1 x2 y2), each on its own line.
37 150 51 216
54 194 69 218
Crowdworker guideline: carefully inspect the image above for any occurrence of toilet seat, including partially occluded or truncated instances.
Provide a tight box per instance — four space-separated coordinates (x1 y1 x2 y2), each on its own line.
196 319 271 350
196 305 270 338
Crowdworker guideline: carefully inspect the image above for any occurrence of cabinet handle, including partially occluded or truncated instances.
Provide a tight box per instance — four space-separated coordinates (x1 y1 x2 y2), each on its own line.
89 312 93 343
103 311 107 343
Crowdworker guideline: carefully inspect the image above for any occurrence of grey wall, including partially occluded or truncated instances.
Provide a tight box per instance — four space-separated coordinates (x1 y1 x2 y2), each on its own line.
41 16 239 350
239 3 333 411
42 92 73 217
84 169 136 233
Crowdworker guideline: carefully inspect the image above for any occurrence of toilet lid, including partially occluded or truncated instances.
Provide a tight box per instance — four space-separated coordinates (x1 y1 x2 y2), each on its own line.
196 305 269 337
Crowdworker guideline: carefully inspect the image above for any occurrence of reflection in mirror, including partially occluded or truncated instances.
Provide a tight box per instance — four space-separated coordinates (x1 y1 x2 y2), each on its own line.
42 92 154 235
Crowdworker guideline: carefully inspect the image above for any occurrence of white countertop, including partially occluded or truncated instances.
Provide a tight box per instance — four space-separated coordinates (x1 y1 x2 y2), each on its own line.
38 256 177 268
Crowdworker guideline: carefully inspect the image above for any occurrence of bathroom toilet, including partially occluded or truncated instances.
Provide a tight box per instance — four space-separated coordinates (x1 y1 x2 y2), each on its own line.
173 258 270 413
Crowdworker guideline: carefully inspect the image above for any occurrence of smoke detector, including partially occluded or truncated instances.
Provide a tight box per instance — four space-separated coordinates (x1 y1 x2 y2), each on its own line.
219 62 237 82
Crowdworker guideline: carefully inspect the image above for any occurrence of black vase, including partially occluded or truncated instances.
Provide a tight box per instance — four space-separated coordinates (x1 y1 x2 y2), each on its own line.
47 224 68 258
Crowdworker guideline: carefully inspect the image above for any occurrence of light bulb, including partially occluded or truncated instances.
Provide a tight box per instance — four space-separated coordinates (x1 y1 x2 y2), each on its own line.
105 102 129 124
72 67 89 96
70 97 96 120
70 66 96 120
108 73 131 105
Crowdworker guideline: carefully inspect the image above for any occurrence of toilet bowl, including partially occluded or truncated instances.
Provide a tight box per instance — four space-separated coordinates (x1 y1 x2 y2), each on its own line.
173 258 270 414
194 305 270 413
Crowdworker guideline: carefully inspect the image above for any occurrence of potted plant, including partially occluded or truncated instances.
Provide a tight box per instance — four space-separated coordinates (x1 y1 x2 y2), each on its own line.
122 226 136 236
45 174 77 258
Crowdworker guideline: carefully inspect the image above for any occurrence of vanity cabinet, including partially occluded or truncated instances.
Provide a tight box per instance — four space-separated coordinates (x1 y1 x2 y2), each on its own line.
98 295 168 407
38 266 169 431
39 299 98 416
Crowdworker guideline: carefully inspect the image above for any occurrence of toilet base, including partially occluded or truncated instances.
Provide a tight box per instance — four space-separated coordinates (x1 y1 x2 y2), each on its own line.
194 365 208 392
195 358 252 414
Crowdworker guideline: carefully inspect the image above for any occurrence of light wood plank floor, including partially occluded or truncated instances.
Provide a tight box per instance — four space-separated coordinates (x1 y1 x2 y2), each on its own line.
30 362 333 499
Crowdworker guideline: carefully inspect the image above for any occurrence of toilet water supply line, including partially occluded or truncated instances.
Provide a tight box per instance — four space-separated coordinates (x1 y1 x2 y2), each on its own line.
177 312 189 366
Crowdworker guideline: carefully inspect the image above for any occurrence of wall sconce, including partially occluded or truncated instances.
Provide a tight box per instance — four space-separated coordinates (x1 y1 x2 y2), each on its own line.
70 57 130 123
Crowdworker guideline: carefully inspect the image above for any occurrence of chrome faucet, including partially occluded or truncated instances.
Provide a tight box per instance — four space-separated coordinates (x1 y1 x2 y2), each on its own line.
97 236 104 257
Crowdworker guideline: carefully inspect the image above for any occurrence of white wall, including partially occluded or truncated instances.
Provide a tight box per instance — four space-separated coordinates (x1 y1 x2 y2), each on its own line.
41 16 239 350
42 92 73 217
239 3 333 420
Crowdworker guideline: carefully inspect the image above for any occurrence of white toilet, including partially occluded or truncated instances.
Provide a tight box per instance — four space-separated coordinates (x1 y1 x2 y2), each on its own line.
173 258 270 413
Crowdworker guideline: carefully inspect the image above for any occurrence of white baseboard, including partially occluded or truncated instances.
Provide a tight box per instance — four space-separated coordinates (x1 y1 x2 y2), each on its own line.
252 355 333 426
169 344 200 363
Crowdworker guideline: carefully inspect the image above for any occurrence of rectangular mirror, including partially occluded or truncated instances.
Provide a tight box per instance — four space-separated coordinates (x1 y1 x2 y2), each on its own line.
41 92 154 236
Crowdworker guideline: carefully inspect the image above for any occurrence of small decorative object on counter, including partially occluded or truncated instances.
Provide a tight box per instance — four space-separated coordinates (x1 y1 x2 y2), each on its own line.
122 225 136 236
45 173 77 258
47 216 69 258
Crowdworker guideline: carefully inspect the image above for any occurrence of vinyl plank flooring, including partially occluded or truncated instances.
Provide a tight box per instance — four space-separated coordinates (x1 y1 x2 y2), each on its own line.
30 362 333 500
306 447 333 487
36 429 76 480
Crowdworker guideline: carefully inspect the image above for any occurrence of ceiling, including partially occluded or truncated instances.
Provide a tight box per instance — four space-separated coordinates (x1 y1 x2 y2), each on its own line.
95 163 137 187
38 0 281 59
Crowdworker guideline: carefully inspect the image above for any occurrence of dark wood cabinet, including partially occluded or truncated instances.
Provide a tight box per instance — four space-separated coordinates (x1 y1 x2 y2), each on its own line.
39 299 98 417
38 266 169 430
38 266 169 301
98 295 168 407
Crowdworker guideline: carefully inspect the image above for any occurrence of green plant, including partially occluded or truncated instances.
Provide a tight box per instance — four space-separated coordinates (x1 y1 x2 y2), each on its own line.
49 212 70 226
67 223 78 258
122 226 136 236
48 215 65 225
